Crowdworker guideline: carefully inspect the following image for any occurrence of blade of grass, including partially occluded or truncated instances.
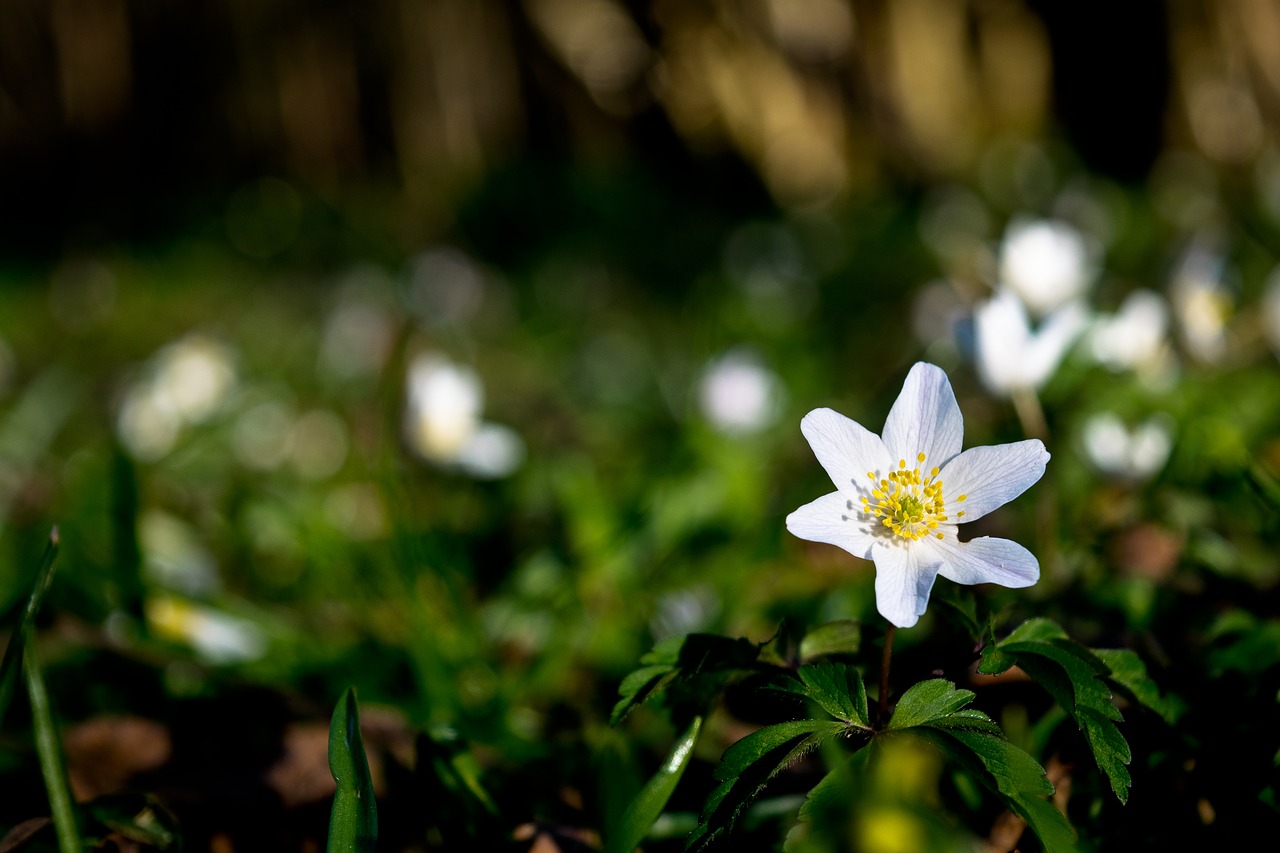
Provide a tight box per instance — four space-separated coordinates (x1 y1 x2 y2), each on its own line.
25 635 83 853
605 714 703 853
327 686 378 853
0 527 61 732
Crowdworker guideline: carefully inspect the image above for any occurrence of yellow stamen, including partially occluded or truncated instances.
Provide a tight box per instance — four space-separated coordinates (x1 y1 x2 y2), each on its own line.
860 451 953 542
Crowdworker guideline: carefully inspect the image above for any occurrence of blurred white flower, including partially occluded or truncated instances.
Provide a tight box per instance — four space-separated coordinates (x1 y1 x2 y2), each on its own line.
151 336 236 423
1089 289 1172 373
1169 244 1232 364
998 218 1095 316
139 511 220 596
404 352 523 478
117 335 237 461
973 290 1087 397
697 349 784 435
146 595 267 664
1082 413 1173 481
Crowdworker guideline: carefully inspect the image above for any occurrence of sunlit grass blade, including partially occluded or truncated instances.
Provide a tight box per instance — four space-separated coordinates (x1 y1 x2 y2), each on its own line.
25 635 83 853
327 686 378 853
0 527 61 731
605 714 702 853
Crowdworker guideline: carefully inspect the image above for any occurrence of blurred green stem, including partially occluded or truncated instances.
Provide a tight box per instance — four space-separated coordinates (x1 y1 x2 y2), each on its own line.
0 527 61 732
1011 387 1048 442
25 638 82 853
878 623 896 725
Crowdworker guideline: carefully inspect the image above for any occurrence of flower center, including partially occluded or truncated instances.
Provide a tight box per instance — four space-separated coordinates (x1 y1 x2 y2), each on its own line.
860 452 966 542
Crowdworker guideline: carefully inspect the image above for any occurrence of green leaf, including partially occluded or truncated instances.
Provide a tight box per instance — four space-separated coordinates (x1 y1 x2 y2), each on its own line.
327 687 378 853
25 634 83 853
687 719 846 850
978 619 1138 803
412 727 499 845
612 633 765 725
772 663 871 729
798 621 861 661
0 527 61 732
913 728 1075 853
785 746 875 851
886 679 976 730
1093 648 1177 723
606 715 703 853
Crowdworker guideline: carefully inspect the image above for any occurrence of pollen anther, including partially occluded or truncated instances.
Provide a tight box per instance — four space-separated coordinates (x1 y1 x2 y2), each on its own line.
861 452 950 542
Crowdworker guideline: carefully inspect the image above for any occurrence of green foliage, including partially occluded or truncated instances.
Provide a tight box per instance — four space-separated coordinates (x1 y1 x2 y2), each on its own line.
979 618 1162 803
797 620 861 662
0 528 60 732
26 638 83 853
888 679 1074 852
688 719 847 850
913 729 1076 853
611 633 768 725
327 687 378 853
412 727 500 846
772 662 871 728
688 663 872 849
698 671 1074 852
606 714 703 853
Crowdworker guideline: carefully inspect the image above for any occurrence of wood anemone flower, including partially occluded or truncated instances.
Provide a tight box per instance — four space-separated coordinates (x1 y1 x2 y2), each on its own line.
786 362 1050 628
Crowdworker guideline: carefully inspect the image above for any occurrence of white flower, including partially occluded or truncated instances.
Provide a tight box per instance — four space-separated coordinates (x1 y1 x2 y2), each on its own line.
973 289 1087 396
1082 413 1172 481
697 348 784 435
404 352 524 479
1089 289 1170 373
998 218 1094 316
786 362 1049 628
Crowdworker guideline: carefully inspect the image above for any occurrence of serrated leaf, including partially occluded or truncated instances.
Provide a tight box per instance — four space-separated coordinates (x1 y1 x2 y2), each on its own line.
886 679 976 731
1077 707 1132 802
925 708 1003 736
798 621 861 661
607 715 703 853
327 687 378 853
1093 648 1177 723
1004 617 1070 644
772 664 871 729
979 620 1136 803
612 634 764 725
687 720 845 850
913 728 1075 853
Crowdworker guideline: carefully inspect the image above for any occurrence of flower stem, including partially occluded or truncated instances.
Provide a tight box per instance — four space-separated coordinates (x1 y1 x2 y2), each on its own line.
1011 387 1048 442
878 622 896 724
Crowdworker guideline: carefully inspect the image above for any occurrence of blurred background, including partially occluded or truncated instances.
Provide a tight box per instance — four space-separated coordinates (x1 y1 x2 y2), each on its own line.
1 0 1280 850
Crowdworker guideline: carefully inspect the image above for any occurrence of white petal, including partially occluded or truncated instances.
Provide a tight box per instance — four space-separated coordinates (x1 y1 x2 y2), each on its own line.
939 440 1049 522
974 291 1032 395
786 492 878 559
881 362 964 470
800 408 893 495
872 543 941 628
930 535 1040 588
1022 301 1088 389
